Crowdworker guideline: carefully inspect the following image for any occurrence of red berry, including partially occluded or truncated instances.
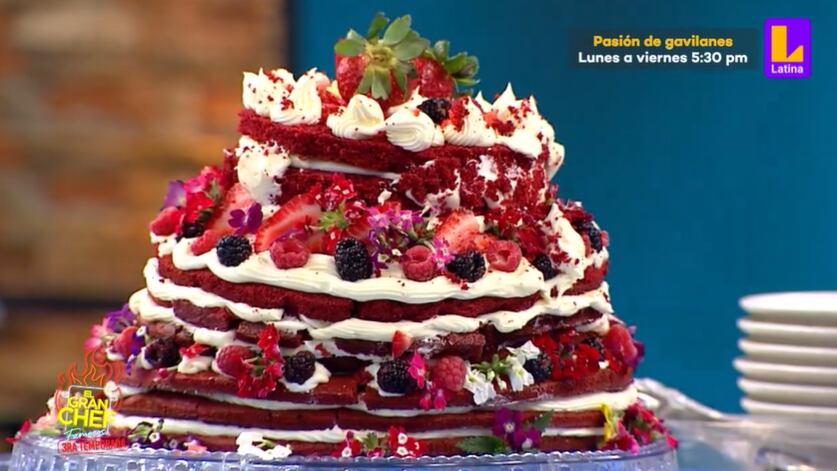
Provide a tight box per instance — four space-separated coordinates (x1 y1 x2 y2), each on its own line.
270 237 311 269
412 57 454 98
401 245 436 282
254 193 323 252
206 183 255 232
486 240 522 272
431 356 467 392
190 229 228 256
215 345 255 378
391 330 413 358
112 326 139 358
434 209 480 254
149 207 182 236
604 324 639 368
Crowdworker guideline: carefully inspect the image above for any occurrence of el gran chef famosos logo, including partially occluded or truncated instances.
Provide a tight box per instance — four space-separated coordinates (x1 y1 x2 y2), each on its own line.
764 18 810 78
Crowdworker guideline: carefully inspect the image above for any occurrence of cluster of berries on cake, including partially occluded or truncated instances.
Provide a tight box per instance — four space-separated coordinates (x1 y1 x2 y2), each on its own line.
20 13 674 458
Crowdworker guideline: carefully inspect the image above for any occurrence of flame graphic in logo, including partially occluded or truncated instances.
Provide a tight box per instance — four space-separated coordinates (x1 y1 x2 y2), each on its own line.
54 349 124 409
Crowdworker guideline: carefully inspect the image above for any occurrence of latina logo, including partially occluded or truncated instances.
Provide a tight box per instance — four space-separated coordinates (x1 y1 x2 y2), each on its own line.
764 18 810 78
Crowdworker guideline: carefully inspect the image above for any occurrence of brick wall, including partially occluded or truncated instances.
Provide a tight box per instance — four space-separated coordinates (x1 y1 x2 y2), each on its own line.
0 0 288 299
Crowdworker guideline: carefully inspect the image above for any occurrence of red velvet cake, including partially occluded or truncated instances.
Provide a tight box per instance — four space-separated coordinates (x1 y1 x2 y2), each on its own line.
21 14 675 459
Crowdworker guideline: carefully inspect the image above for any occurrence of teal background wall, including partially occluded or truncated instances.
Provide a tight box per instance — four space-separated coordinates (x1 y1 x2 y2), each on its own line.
290 0 837 412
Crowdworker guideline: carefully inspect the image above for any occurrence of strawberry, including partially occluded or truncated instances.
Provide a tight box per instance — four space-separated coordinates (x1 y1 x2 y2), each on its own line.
149 207 183 236
190 228 230 256
434 209 480 254
604 324 640 369
412 40 479 98
391 330 413 358
473 234 497 253
333 14 428 108
254 193 323 252
206 183 254 232
112 326 141 358
215 345 255 378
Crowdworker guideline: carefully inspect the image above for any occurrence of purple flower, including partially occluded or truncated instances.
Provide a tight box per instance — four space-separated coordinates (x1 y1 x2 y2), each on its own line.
105 304 135 333
510 426 541 451
430 238 454 269
161 180 185 209
229 203 263 235
395 210 423 232
367 207 392 230
492 409 523 438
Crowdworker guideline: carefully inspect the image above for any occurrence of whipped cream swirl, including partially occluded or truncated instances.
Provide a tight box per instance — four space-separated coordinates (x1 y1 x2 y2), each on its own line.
269 69 323 125
443 97 496 147
385 108 444 152
235 136 291 204
326 94 385 139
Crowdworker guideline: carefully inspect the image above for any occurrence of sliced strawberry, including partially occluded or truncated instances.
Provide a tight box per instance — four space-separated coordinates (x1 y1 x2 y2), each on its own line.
149 207 183 236
435 209 480 254
253 193 323 252
392 330 413 358
190 228 231 256
473 233 497 253
206 183 254 231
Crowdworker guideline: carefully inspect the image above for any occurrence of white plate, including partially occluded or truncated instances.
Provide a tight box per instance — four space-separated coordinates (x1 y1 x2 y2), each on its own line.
741 397 837 422
737 318 837 347
740 291 837 325
733 357 837 385
738 378 837 407
738 339 837 366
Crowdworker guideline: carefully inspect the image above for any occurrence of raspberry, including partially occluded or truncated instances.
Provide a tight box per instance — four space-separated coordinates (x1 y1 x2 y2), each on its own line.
270 237 311 269
216 235 252 266
334 238 373 281
143 337 180 369
376 360 417 394
401 245 436 281
283 351 316 384
417 98 451 124
445 250 485 282
532 254 558 280
215 345 255 378
430 356 467 392
486 240 522 272
190 229 225 256
149 207 182 236
523 353 553 382
111 326 141 358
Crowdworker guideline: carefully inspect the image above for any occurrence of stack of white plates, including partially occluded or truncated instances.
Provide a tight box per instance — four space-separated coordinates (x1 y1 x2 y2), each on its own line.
736 292 837 422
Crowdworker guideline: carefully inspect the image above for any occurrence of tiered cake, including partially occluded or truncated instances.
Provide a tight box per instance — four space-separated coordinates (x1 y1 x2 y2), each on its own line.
24 14 674 458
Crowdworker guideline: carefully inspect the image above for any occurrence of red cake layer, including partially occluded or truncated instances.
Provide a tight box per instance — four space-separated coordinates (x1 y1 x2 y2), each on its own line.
118 391 605 432
107 429 599 456
238 110 546 173
156 255 544 322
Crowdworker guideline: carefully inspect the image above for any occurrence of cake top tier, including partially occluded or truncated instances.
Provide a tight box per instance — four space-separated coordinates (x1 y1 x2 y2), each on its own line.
241 13 565 179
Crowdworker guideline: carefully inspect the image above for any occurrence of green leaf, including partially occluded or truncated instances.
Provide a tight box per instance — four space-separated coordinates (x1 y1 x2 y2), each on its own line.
444 52 468 74
360 432 380 451
433 40 450 61
382 15 411 45
457 436 507 454
392 67 407 94
366 12 389 39
334 38 365 56
455 77 480 87
347 29 366 42
394 36 429 60
455 56 479 78
370 71 388 98
530 411 554 431
356 68 374 94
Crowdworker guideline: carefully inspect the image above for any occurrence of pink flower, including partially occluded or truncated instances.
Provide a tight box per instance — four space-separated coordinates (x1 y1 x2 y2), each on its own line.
184 439 207 453
407 352 426 388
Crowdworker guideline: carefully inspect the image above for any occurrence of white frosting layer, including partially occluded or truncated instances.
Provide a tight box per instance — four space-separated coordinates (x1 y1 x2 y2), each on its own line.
129 289 238 348
443 97 495 147
111 415 602 442
235 137 290 204
326 94 385 139
385 108 443 152
169 240 544 304
279 361 330 393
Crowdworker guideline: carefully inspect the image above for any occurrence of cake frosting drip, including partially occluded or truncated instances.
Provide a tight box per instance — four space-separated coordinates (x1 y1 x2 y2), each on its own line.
26 13 675 460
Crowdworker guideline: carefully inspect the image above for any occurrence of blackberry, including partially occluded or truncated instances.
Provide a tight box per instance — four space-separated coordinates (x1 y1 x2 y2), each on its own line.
283 351 316 384
216 235 252 266
377 359 417 394
532 254 558 280
417 98 451 124
524 353 553 382
143 337 180 368
181 220 205 239
573 220 603 252
445 251 485 282
334 238 373 281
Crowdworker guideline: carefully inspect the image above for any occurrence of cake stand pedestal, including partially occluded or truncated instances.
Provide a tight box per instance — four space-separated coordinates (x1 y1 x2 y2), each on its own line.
10 435 677 471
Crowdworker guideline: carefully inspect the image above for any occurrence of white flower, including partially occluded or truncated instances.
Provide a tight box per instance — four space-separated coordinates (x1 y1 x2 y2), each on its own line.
507 360 535 392
236 432 293 460
464 370 497 405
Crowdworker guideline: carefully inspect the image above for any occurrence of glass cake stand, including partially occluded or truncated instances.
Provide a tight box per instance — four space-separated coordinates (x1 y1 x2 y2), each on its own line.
9 435 677 471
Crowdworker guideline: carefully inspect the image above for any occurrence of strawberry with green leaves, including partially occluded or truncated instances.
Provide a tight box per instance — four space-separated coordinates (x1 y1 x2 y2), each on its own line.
413 40 479 97
334 13 429 109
